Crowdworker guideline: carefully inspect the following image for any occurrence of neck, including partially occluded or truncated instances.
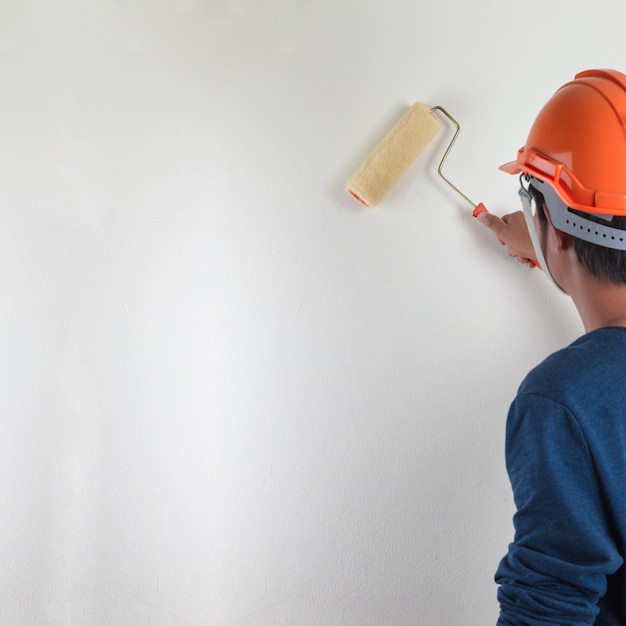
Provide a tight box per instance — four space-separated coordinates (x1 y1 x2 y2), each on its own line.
540 224 626 333
570 273 626 333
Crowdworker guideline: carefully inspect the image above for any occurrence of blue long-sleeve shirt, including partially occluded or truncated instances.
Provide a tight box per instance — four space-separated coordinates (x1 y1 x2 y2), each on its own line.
496 327 626 625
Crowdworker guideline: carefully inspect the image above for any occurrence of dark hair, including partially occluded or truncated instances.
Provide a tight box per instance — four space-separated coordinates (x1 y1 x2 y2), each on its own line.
530 185 626 285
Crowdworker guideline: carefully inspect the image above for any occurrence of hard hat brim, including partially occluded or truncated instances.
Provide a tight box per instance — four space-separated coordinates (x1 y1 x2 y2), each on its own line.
499 160 521 175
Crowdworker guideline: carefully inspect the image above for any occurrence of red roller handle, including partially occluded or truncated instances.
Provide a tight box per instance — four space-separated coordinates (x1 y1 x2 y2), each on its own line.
472 203 488 218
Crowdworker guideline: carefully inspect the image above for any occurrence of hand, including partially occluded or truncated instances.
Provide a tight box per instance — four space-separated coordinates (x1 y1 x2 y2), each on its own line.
476 210 538 268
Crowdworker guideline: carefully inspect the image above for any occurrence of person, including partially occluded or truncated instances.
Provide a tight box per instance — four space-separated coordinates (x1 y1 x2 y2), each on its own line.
477 69 626 625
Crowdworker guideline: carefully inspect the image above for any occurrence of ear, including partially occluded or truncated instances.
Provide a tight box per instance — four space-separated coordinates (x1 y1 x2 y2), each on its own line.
543 206 572 253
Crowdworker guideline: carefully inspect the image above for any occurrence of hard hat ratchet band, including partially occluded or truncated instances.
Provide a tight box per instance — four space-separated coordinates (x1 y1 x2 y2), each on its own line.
531 177 626 251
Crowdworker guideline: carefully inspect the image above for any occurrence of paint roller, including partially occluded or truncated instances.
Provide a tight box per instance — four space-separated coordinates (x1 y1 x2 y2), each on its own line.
346 102 487 216
347 102 541 268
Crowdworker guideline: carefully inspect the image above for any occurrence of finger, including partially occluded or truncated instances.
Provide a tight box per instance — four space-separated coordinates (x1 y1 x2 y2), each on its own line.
518 257 537 268
476 211 508 237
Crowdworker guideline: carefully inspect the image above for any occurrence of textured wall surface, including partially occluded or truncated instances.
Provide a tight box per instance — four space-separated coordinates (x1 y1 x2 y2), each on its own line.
0 1 623 624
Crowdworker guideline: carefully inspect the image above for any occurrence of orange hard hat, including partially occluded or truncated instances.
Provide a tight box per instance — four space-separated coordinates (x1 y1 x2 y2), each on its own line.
500 69 626 216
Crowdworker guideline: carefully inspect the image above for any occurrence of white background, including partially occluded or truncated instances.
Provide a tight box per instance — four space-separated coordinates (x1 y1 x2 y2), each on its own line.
0 1 624 624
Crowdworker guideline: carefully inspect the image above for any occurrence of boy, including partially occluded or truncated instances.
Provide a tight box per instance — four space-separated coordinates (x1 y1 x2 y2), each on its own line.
478 69 626 625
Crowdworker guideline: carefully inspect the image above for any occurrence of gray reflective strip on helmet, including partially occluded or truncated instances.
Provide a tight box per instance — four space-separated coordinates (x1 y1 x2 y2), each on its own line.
530 177 626 251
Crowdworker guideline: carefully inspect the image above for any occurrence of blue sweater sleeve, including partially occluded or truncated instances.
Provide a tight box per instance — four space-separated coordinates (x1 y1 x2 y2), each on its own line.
496 393 623 625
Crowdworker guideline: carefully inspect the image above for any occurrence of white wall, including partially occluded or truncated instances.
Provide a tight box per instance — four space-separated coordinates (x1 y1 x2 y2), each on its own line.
0 1 624 624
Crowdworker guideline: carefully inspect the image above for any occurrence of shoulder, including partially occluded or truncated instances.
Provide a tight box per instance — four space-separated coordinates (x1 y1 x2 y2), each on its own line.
519 327 626 401
509 328 626 445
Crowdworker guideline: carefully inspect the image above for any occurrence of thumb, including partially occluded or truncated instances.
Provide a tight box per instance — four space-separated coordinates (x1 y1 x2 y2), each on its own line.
476 210 507 236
